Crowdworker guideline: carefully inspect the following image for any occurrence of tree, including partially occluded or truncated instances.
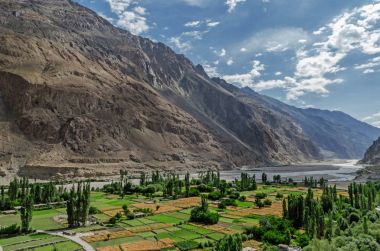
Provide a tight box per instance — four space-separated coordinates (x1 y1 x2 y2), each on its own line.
20 194 33 233
185 171 190 197
214 234 243 251
66 181 91 228
282 198 288 218
262 173 267 184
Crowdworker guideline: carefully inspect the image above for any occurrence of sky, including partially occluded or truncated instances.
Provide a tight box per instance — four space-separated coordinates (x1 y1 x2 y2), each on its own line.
75 0 380 127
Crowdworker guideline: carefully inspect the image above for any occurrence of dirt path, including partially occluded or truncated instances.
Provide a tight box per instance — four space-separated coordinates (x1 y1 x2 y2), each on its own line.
37 230 95 251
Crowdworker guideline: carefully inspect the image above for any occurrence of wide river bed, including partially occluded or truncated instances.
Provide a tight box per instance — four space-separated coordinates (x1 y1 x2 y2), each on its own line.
217 159 363 183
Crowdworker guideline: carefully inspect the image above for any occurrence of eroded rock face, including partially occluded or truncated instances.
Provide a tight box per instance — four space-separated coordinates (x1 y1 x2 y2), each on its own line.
0 0 377 179
360 138 380 165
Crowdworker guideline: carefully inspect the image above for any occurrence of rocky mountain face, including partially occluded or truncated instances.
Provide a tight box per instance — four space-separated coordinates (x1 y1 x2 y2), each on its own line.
360 138 380 165
238 87 380 159
0 0 378 179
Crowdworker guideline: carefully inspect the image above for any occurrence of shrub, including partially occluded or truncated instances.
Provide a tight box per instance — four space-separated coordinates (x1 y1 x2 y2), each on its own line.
208 191 222 201
218 199 237 209
295 233 310 247
89 206 100 215
229 191 240 200
197 184 213 192
264 199 272 206
255 192 267 199
349 213 360 224
190 206 219 224
276 192 283 199
0 224 20 236
189 188 200 197
238 196 246 202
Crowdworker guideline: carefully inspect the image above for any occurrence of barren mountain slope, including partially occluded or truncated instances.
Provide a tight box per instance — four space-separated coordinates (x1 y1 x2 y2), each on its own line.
0 0 374 179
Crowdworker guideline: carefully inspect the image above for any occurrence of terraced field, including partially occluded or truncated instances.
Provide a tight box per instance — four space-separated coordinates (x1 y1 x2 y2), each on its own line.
0 184 319 251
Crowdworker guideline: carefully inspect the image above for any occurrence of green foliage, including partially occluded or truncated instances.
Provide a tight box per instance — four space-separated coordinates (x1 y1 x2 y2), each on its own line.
190 195 219 225
175 240 199 251
245 216 294 245
214 234 242 251
89 206 100 215
208 191 222 201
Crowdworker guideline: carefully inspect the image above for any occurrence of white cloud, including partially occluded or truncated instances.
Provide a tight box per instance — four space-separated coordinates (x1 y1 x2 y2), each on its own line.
355 56 380 74
226 0 247 13
227 59 234 65
207 21 220 27
106 0 149 35
240 47 247 52
275 71 282 76
223 60 265 87
238 27 310 54
229 2 380 100
184 20 220 28
185 20 201 27
363 112 380 122
219 48 227 57
203 64 219 77
169 30 209 52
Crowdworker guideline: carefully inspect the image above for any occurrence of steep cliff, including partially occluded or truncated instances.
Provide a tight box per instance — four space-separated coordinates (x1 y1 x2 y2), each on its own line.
360 138 380 165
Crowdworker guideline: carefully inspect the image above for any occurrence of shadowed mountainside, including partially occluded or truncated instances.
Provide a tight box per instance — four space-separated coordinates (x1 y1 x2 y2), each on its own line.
0 0 378 179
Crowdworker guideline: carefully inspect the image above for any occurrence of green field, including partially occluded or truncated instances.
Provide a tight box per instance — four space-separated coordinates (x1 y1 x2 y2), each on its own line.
0 182 353 251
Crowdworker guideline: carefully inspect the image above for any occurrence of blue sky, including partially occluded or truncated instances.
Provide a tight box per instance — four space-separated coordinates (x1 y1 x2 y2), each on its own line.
75 0 380 127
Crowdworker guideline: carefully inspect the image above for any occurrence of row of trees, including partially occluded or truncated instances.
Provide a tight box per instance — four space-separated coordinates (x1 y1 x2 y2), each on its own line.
67 182 91 228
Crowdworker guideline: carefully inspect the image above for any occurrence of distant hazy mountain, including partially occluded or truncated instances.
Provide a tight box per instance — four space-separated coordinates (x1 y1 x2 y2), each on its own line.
0 0 378 178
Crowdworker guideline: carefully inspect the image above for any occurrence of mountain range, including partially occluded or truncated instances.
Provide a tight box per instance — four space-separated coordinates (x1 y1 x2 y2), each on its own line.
0 0 379 179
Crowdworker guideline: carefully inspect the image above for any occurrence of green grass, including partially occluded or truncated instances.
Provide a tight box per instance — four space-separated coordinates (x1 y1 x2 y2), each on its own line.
0 209 63 231
31 241 82 251
0 233 51 246
193 238 214 245
207 232 225 241
147 214 184 224
219 217 235 224
235 201 254 207
91 236 143 248
123 219 145 227
136 231 155 238
156 232 172 240
166 226 181 232
3 236 65 251
138 218 155 224
179 224 212 235
175 240 200 251
165 212 190 220
171 229 201 240
89 192 136 210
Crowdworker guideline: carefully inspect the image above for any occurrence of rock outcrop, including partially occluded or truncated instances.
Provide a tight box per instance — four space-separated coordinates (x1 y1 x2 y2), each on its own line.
360 138 380 165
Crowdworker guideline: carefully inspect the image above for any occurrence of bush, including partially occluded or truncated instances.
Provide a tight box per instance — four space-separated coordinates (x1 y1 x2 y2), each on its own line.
109 212 122 224
208 191 222 200
197 184 213 192
189 188 200 197
263 230 286 245
295 233 310 247
368 212 378 223
89 206 100 215
255 192 267 199
218 199 237 209
0 224 20 236
264 199 272 206
190 207 219 225
276 192 283 199
349 213 360 224
238 196 246 202
229 191 240 200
